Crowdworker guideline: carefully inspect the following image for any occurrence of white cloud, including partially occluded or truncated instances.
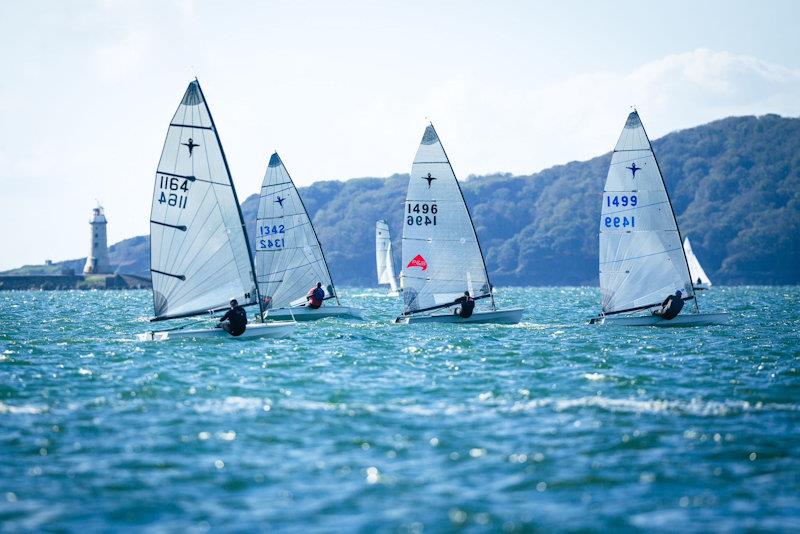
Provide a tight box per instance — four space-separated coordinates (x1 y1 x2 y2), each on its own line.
442 49 800 176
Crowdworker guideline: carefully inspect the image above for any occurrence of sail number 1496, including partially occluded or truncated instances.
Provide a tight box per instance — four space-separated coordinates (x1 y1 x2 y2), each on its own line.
407 203 438 226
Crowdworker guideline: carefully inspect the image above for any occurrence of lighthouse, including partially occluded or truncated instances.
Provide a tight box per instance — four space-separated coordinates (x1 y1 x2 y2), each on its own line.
83 205 113 274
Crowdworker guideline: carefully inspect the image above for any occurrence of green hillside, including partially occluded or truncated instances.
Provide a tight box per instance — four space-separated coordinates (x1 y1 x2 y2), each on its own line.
8 114 798 285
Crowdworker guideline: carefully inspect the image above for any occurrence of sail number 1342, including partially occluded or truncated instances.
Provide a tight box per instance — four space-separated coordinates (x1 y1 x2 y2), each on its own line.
407 203 438 226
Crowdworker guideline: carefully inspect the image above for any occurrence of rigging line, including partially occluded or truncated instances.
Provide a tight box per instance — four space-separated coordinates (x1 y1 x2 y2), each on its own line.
602 199 669 215
599 246 683 265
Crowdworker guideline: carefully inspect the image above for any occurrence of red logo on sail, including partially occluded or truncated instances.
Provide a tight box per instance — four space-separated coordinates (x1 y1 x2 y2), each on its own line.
407 255 428 271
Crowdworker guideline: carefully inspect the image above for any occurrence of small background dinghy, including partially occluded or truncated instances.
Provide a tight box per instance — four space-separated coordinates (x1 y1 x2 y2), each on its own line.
683 236 713 291
255 153 363 321
590 111 729 327
375 220 401 297
394 124 523 325
138 80 295 341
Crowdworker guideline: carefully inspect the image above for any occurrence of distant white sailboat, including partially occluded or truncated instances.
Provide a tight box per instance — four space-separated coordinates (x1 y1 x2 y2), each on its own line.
375 220 400 296
395 124 523 324
138 80 295 341
590 111 728 327
683 237 712 290
255 153 363 321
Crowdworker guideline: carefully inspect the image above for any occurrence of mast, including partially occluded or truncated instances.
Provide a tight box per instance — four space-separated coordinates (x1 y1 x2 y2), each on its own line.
429 123 496 309
638 111 699 313
194 80 265 321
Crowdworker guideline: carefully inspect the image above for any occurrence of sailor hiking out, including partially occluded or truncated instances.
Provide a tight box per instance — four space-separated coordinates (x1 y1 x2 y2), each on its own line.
307 282 325 309
652 290 684 320
453 291 476 319
217 299 248 336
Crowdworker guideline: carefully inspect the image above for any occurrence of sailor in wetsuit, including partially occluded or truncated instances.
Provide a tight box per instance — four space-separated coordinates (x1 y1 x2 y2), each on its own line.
652 290 684 320
217 298 247 336
453 291 476 319
307 282 325 309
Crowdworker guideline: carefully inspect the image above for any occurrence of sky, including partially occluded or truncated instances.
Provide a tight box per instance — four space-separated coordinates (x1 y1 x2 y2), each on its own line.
1 0 799 270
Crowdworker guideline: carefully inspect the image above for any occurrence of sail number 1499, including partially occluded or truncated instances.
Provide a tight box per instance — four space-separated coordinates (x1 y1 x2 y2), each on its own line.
407 203 438 226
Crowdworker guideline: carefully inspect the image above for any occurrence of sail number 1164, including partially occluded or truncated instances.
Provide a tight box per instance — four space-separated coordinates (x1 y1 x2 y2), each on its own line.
407 203 438 226
157 175 189 209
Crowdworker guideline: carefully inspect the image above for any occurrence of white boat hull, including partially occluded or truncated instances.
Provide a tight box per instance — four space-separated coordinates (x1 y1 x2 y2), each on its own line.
137 321 297 341
262 305 364 321
395 308 524 325
590 312 730 327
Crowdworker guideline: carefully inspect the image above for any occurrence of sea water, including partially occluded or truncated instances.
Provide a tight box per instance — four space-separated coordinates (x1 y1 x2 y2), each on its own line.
0 287 798 532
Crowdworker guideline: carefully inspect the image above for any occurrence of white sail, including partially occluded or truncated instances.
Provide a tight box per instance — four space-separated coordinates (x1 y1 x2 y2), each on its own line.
375 220 398 292
401 124 493 314
599 111 695 314
255 153 338 309
683 237 712 287
149 80 258 320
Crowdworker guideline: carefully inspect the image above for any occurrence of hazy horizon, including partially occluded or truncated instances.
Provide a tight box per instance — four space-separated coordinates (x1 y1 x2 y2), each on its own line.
1 0 799 270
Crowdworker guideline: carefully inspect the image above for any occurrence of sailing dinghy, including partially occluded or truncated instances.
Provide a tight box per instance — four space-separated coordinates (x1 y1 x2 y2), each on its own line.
590 111 728 327
375 220 400 296
255 153 363 321
683 237 712 290
137 80 296 341
394 125 523 324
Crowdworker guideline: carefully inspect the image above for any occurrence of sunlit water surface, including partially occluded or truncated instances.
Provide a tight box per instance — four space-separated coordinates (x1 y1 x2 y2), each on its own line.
1 287 798 532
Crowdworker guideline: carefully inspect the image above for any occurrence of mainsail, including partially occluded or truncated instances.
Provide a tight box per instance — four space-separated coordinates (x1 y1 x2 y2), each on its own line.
401 124 493 315
599 111 695 314
149 80 259 321
375 220 398 292
683 237 712 287
254 153 338 309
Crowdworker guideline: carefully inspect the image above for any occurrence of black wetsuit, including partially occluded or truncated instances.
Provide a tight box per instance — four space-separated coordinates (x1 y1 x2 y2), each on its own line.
656 295 684 320
454 296 476 319
219 305 247 336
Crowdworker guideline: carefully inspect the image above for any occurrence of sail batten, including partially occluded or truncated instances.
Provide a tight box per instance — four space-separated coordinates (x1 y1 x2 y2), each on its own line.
149 80 258 320
598 111 695 314
400 124 493 315
255 153 338 310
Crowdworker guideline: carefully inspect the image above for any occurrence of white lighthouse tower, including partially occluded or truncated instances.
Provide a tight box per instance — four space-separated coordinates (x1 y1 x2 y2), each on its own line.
83 204 113 274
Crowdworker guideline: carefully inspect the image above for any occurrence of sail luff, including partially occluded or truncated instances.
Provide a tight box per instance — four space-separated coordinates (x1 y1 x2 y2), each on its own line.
429 124 496 310
194 81 264 321
638 115 699 313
